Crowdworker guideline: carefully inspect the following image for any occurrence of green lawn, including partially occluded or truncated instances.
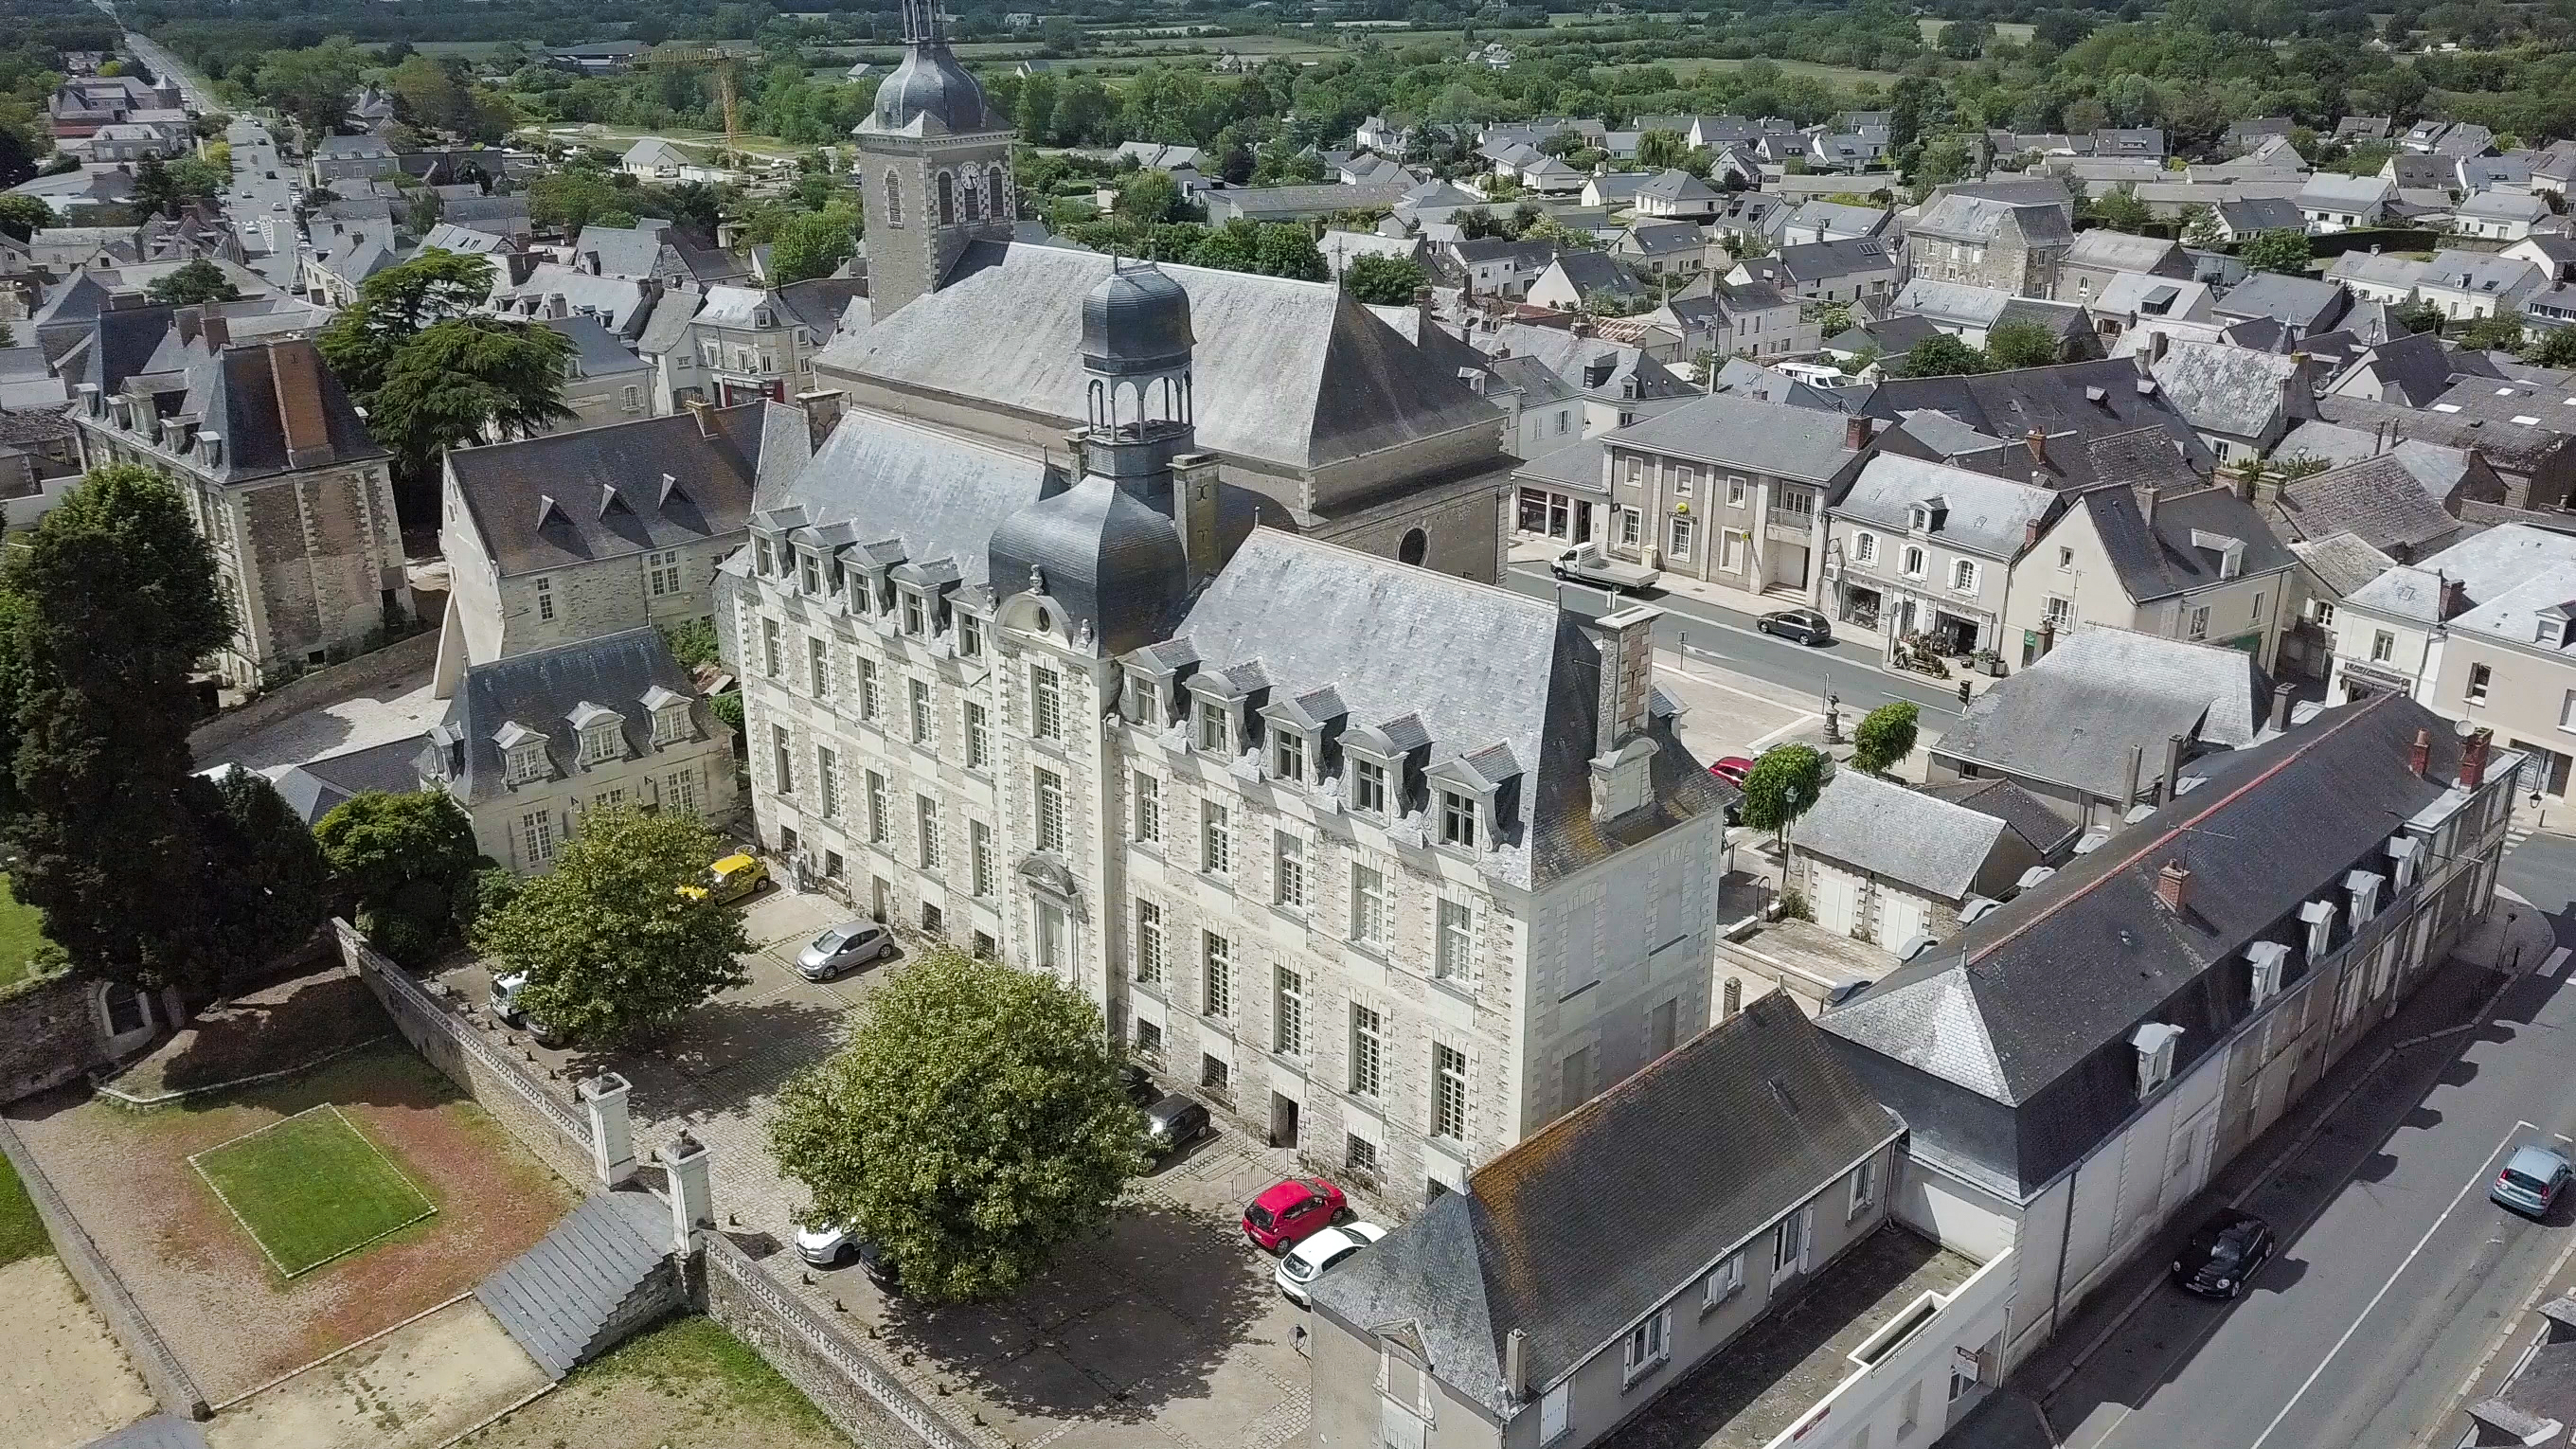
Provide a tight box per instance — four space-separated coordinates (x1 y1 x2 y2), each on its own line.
0 1150 49 1268
0 874 56 991
189 1106 437 1277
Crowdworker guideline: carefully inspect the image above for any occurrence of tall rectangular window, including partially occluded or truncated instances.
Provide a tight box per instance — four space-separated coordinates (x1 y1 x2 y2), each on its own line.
1351 864 1388 946
1436 899 1474 982
1440 791 1477 849
970 819 993 896
866 771 888 844
1035 768 1066 853
537 576 556 622
1133 772 1162 843
964 701 990 768
856 656 880 720
1352 758 1386 814
521 808 555 865
916 796 940 868
772 724 794 794
1274 832 1306 909
1134 900 1164 984
909 677 933 742
1350 1006 1384 1098
1196 699 1228 752
1433 1044 1468 1140
816 746 840 817
1272 730 1305 782
901 590 925 635
664 767 696 814
1201 800 1230 875
809 636 829 697
1030 666 1063 741
1203 932 1232 1017
762 617 780 677
957 613 982 657
1275 965 1305 1056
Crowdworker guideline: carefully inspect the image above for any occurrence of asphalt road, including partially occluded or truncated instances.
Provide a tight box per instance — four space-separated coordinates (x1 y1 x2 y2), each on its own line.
1502 559 1971 724
117 30 303 287
2041 836 2576 1449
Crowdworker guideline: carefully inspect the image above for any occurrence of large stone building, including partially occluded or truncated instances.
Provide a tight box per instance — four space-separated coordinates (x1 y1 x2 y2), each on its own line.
66 308 406 687
727 251 1730 1201
852 0 1018 320
1904 191 2076 298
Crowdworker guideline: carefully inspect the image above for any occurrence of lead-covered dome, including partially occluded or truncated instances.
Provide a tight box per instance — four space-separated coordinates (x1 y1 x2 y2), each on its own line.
987 474 1188 656
867 45 1000 134
1082 259 1194 378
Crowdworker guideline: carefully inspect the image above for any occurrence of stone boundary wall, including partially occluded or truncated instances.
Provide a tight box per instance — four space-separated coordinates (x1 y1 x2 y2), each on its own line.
0 1115 209 1422
333 921 593 1186
188 627 439 760
694 1233 1001 1449
0 973 106 1103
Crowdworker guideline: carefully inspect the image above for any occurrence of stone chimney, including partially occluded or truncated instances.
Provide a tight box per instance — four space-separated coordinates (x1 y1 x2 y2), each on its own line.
2148 330 2170 365
2406 727 2431 778
2024 427 2047 468
2437 571 2466 621
2156 860 2191 912
2157 730 2186 804
2268 682 2295 735
2038 617 2057 658
2461 727 2494 790
267 340 335 469
1173 453 1223 589
1845 415 1874 450
1583 603 1664 823
1505 1328 1528 1402
198 311 228 352
2139 484 2159 528
2122 743 2143 808
795 388 844 450
684 395 718 438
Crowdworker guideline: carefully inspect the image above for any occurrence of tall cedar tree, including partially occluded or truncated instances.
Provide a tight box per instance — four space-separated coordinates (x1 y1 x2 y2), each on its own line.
0 466 236 992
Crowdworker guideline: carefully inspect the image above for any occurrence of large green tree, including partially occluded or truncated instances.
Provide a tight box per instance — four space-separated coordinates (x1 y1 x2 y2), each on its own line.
768 948 1145 1302
0 466 233 993
1899 333 1994 378
469 806 749 1045
1736 743 1830 857
1850 702 1921 776
1984 320 2062 370
315 789 483 953
767 204 859 285
2240 228 2313 276
146 259 242 306
0 195 57 242
1344 253 1429 305
196 767 334 980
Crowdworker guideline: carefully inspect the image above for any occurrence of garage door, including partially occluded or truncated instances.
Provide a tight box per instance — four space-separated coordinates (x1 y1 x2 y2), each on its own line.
1815 868 1860 937
1880 891 1930 953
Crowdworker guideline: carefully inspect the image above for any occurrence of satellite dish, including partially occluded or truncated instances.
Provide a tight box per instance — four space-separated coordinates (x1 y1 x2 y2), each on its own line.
2455 718 2479 738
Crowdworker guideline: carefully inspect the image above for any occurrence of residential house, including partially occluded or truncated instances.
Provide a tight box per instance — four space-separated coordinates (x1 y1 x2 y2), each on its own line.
66 318 406 687
2505 234 2576 284
1476 323 1700 435
1581 172 1651 209
2456 190 2550 242
2325 251 2431 305
1849 357 2216 485
2002 480 2299 672
1609 221 1710 279
1791 770 2048 952
2213 196 2310 242
570 222 754 290
420 627 737 873
2281 530 2397 682
635 278 865 414
1591 396 1874 596
485 262 661 338
2060 230 2193 307
1511 436 1607 544
1308 993 2006 1449
1834 690 2518 1369
1438 237 1558 299
1929 624 2273 827
2337 116 2393 142
1729 238 1898 307
2263 445 2500 563
2415 252 2549 322
1315 229 1423 280
2146 337 2315 466
1705 192 1793 252
1643 275 1810 364
1820 452 2066 660
2300 397 2576 510
437 398 796 672
2317 331 2464 408
1526 252 1648 313
1779 201 1893 247
541 314 653 432
2087 273 2217 345
2210 273 2350 338
1905 192 2077 298
2293 173 2398 233
1629 169 1723 222
2406 121 2498 159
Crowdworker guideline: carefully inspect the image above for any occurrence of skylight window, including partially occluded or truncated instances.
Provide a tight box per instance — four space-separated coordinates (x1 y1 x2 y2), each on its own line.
2435 403 2463 413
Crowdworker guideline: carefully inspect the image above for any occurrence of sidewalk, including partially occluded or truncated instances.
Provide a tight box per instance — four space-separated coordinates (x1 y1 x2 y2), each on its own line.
1991 901 2559 1438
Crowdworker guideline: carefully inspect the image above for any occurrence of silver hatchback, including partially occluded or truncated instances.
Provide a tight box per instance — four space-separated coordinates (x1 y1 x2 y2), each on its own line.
796 921 893 980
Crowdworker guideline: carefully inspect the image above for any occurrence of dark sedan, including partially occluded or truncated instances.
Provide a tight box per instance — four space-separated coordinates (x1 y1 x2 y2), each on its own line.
2172 1208 2275 1299
1758 608 1833 646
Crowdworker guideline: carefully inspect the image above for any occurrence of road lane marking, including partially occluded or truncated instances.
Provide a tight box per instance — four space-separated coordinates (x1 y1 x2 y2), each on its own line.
2544 947 2571 979
2244 1122 2536 1449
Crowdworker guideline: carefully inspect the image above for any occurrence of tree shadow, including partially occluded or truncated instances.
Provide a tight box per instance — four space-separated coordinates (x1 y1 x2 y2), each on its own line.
875 1200 1278 1426
111 965 392 1097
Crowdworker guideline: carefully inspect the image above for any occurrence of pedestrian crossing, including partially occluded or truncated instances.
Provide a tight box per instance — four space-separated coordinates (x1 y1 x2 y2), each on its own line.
2508 819 2541 854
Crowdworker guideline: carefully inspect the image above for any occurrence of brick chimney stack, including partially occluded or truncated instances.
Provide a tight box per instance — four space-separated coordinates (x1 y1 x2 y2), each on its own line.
2024 427 2047 467
1845 415 1873 451
2406 727 2432 778
2156 861 2191 912
2461 727 2493 790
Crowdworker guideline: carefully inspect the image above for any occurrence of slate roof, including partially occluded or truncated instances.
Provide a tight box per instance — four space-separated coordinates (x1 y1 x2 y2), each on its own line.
267 734 433 825
2218 197 2307 235
1605 394 1865 483
1512 436 1605 494
543 313 649 379
1834 454 2060 561
1852 358 2216 475
2330 330 2458 409
1635 168 1720 204
2064 230 2185 277
1311 992 1900 1413
1917 776 2083 859
815 242 1503 477
1738 238 1895 287
2352 524 2576 649
1163 530 1729 891
1910 192 2071 247
2150 340 2300 438
1540 250 1643 299
2290 530 2398 599
448 402 784 577
2084 482 2297 604
1936 623 2270 797
474 1190 671 1380
2092 272 2211 321
2417 252 2546 301
2270 449 2476 559
2211 273 2349 335
427 628 710 808
1792 770 2014 900
2295 172 2397 210
155 337 388 486
1827 313 1942 358
1617 219 1704 257
1485 323 1693 404
1828 691 2484 1194
2311 397 2565 476
758 405 1059 593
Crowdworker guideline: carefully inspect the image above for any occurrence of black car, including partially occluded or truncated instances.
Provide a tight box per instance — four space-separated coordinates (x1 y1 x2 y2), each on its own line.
1118 1061 1160 1108
2172 1208 2275 1299
1758 608 1833 646
1142 1093 1212 1160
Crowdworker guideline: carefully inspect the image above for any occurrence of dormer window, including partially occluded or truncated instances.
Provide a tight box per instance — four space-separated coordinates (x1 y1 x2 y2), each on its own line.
2388 835 2421 891
2247 941 2290 1007
902 590 926 636
1352 758 1387 814
1273 730 1307 783
957 613 983 657
1196 698 1230 753
504 739 546 785
1126 676 1161 727
2347 869 2385 923
1440 790 1478 849
800 551 821 596
652 704 689 745
2131 1022 2181 1097
2300 898 2338 960
1909 504 1936 531
755 537 772 578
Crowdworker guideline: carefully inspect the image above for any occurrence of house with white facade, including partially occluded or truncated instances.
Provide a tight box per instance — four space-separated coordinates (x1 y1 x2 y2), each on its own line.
2456 189 2551 242
2416 251 2548 322
1591 396 1874 599
2294 173 2397 233
2002 480 2299 671
1821 452 2065 661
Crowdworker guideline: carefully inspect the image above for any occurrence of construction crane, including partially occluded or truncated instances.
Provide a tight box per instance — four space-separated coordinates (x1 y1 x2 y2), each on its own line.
642 44 762 170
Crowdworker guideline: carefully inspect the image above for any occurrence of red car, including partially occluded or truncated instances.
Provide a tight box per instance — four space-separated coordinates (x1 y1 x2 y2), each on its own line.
1243 1176 1347 1254
1711 756 1755 786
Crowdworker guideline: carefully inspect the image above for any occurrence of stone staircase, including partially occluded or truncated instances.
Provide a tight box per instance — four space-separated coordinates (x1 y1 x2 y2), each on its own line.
474 1190 680 1380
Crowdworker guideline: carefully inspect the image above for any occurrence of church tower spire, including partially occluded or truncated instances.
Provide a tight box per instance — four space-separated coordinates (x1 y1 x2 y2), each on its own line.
852 0 1016 320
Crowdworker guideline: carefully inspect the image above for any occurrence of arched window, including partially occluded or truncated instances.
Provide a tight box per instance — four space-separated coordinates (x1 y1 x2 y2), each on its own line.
962 170 983 222
883 170 903 227
936 171 956 226
987 162 1011 219
1399 528 1428 566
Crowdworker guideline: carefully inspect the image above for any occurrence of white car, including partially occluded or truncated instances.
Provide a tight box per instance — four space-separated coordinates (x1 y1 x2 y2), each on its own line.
1274 1221 1386 1306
